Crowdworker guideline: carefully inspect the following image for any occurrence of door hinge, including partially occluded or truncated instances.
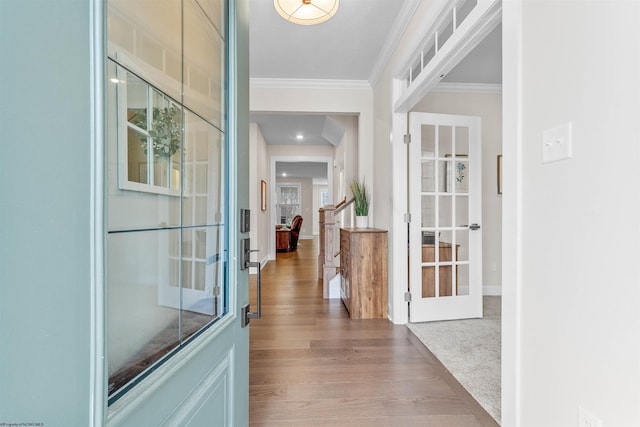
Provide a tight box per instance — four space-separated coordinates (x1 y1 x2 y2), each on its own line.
404 292 412 302
403 134 411 144
404 213 411 223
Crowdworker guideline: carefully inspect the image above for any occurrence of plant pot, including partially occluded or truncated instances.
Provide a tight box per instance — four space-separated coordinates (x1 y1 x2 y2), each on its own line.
355 215 369 228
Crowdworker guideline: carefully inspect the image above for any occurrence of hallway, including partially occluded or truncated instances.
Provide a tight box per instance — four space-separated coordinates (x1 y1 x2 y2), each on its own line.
249 238 498 426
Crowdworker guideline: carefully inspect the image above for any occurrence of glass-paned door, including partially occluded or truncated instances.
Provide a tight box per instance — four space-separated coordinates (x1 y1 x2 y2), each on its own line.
408 113 482 322
277 184 301 225
104 1 248 424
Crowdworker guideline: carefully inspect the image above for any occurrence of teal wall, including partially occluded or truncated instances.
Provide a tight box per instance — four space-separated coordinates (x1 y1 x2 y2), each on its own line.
0 0 94 425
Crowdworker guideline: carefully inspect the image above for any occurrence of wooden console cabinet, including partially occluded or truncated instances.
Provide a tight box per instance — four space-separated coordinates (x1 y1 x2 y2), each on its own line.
340 228 388 319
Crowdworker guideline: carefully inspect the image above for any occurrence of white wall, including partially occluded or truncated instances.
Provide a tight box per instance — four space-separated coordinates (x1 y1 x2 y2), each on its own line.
312 183 328 235
371 0 452 323
249 123 270 269
250 81 374 221
413 91 502 294
514 2 640 425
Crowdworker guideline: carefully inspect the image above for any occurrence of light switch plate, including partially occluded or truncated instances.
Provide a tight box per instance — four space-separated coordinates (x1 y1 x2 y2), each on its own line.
542 122 572 163
578 405 602 427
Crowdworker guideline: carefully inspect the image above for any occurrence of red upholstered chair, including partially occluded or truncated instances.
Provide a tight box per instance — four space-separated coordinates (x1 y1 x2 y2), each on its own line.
289 215 303 251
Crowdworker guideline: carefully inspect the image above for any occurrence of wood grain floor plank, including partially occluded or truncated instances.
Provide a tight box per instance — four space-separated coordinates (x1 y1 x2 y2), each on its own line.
249 238 498 427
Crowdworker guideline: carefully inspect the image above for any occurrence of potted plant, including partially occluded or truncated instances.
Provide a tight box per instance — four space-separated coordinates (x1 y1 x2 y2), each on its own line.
350 178 369 228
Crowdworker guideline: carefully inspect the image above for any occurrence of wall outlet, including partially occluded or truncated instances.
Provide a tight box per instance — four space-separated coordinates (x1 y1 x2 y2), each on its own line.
578 406 602 427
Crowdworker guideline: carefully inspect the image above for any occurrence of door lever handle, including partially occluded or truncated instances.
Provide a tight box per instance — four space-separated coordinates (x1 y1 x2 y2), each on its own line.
469 223 481 230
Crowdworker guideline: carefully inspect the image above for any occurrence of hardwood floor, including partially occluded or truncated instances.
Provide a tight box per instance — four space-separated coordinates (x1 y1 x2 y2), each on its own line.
249 238 498 426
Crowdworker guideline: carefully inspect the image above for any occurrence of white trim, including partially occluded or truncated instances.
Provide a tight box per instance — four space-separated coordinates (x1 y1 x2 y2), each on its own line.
391 0 449 79
433 82 502 93
250 77 371 90
368 0 421 87
90 0 106 424
502 1 522 425
107 315 237 424
483 285 502 296
394 0 502 113
299 235 314 240
390 78 409 325
269 155 334 260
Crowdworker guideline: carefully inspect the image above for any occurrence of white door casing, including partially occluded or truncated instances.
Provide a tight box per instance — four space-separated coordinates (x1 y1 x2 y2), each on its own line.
408 113 482 322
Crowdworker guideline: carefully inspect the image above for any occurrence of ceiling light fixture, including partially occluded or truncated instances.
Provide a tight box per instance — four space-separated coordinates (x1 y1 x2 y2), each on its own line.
296 134 304 140
274 0 339 26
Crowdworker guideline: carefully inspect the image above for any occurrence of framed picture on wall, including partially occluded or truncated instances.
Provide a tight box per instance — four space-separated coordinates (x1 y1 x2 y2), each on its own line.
445 154 469 193
261 180 267 211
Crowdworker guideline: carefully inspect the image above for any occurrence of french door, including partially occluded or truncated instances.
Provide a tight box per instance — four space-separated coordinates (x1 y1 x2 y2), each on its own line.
408 113 483 322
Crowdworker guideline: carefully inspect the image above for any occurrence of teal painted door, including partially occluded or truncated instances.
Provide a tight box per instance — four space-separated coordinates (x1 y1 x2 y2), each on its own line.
0 0 250 425
105 0 251 425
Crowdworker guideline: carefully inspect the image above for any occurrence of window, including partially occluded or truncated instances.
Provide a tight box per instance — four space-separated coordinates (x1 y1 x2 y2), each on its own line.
277 184 301 225
320 189 329 207
106 0 227 404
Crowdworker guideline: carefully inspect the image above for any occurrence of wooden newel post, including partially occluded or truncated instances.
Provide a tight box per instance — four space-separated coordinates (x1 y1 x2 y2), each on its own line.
318 205 337 298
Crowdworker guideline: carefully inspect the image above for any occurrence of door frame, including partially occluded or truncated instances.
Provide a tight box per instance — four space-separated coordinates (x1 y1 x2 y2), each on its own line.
389 0 522 425
269 155 333 260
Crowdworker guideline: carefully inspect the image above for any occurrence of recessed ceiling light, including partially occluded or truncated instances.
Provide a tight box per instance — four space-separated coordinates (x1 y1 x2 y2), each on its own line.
296 134 304 140
274 0 339 26
110 78 119 83
282 172 287 177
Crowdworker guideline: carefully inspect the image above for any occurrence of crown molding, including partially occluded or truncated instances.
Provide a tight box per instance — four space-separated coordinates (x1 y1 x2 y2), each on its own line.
250 78 371 90
368 0 421 87
432 82 503 93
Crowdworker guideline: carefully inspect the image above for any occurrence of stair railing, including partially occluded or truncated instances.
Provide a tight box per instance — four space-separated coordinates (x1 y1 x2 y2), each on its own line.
318 197 354 298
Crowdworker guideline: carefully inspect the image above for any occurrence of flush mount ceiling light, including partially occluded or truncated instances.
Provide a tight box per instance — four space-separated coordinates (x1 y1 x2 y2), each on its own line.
274 0 339 26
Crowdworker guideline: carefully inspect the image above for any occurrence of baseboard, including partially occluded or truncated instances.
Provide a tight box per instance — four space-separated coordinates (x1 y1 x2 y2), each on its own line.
249 256 270 275
300 235 314 240
483 285 502 296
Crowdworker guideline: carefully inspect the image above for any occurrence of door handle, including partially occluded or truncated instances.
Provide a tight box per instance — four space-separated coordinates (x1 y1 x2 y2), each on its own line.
469 223 481 231
241 256 262 328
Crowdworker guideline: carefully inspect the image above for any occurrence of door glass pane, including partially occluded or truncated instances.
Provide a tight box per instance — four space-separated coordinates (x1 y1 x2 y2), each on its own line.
420 125 436 155
455 126 469 155
106 0 228 405
448 158 469 194
107 0 182 100
421 264 436 299
439 125 453 157
439 196 452 227
457 229 470 262
421 195 435 228
183 0 225 128
455 196 469 227
421 159 436 192
107 229 180 395
457 264 470 296
181 225 224 340
183 111 224 228
439 230 453 261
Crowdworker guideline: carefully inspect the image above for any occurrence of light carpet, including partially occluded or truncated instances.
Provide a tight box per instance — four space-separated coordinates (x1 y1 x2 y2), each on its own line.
407 296 501 424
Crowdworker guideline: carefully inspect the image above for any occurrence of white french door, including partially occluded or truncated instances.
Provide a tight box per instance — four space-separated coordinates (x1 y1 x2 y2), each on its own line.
408 113 483 322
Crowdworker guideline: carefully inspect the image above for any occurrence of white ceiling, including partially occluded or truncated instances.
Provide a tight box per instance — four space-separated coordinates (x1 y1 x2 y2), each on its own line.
250 1 502 178
250 0 409 81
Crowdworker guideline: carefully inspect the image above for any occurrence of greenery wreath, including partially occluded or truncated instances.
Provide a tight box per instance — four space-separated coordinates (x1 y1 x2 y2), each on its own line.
132 106 182 158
